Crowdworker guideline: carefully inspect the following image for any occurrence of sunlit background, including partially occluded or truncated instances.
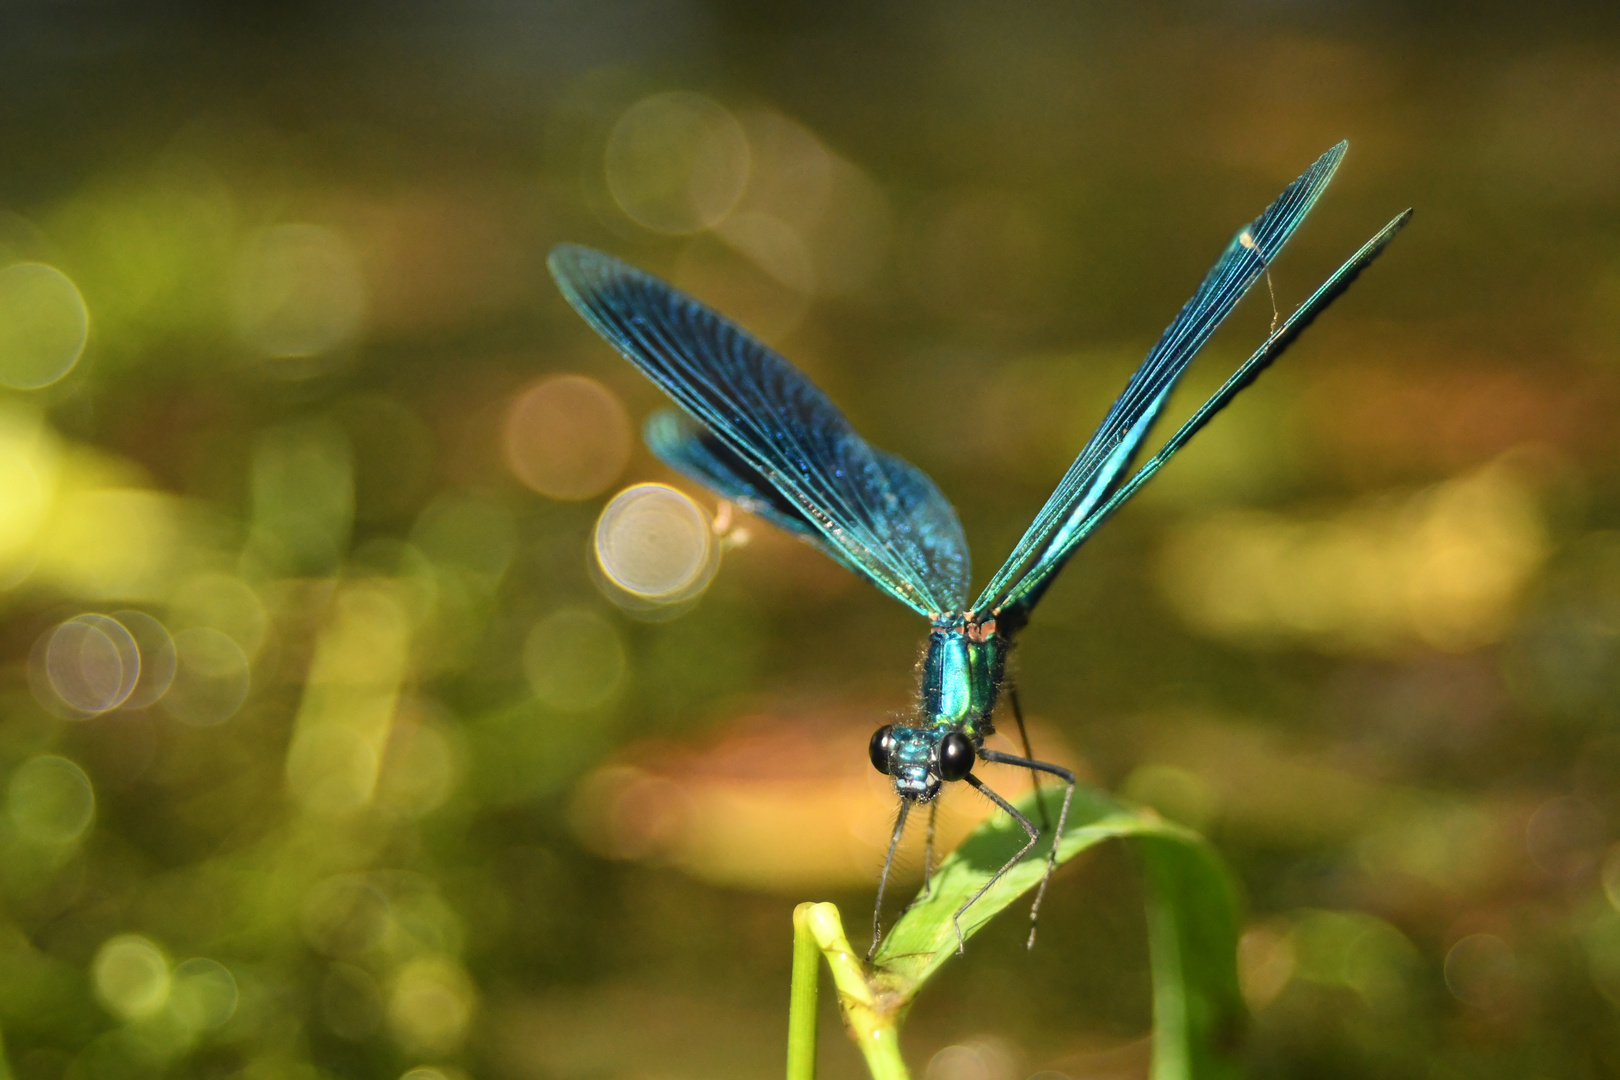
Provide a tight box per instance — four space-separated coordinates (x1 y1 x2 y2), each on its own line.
0 3 1617 1078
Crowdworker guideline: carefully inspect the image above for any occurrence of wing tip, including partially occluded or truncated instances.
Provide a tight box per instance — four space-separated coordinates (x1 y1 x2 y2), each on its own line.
1311 140 1348 183
547 243 625 289
546 241 584 272
1366 208 1416 251
1288 141 1347 199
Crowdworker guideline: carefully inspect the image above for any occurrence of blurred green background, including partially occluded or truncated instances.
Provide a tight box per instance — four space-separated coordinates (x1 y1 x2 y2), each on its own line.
1 2 1619 1078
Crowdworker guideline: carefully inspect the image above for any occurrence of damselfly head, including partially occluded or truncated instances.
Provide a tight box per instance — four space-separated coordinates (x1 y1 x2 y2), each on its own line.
870 723 973 801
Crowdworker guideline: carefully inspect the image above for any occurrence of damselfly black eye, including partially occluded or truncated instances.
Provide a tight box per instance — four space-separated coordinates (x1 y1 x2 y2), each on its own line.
937 731 974 782
868 725 894 774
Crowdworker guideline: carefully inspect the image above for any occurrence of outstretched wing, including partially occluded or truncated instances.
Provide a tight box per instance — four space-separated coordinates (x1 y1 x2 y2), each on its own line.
972 142 1349 624
1013 209 1411 608
550 246 970 616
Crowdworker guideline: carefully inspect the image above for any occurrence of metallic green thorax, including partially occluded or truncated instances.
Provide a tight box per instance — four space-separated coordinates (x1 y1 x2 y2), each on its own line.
920 618 1004 738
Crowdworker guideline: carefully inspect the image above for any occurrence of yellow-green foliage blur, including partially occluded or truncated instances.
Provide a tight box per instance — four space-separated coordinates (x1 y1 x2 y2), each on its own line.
0 4 1618 1079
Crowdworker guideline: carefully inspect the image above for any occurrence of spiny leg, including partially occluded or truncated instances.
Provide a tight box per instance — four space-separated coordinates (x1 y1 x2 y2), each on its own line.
868 799 912 961
1006 682 1050 831
953 774 1040 955
980 748 1076 949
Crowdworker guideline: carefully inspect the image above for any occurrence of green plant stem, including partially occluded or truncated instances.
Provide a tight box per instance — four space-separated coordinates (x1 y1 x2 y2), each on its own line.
799 902 909 1080
788 903 822 1080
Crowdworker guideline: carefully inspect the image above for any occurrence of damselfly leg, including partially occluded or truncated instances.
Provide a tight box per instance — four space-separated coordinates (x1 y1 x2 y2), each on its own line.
954 752 1076 952
1005 683 1050 832
955 775 1037 954
869 800 912 960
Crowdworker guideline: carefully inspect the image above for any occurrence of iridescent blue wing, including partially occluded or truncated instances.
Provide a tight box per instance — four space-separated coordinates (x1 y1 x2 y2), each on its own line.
1015 208 1410 605
972 143 1348 624
643 408 862 573
550 246 970 616
645 408 966 584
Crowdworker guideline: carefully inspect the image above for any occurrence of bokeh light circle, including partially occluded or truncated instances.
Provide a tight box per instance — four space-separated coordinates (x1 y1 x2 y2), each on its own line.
232 224 365 360
926 1041 1020 1080
605 92 750 234
0 263 89 389
387 957 476 1055
1444 933 1517 1008
594 482 718 604
523 607 626 712
7 754 94 845
502 374 632 500
92 934 170 1021
163 627 251 726
42 613 141 714
170 957 238 1030
112 609 177 709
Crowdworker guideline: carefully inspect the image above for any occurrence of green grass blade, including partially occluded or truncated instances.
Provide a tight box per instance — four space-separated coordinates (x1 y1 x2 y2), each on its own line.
866 785 1245 1079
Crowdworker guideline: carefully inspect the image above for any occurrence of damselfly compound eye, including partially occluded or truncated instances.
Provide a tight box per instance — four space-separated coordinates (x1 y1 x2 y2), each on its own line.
868 724 894 775
937 731 974 782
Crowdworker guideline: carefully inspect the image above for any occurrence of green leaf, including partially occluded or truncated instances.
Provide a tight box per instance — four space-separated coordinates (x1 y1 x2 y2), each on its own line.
868 784 1245 1080
1140 834 1246 1080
